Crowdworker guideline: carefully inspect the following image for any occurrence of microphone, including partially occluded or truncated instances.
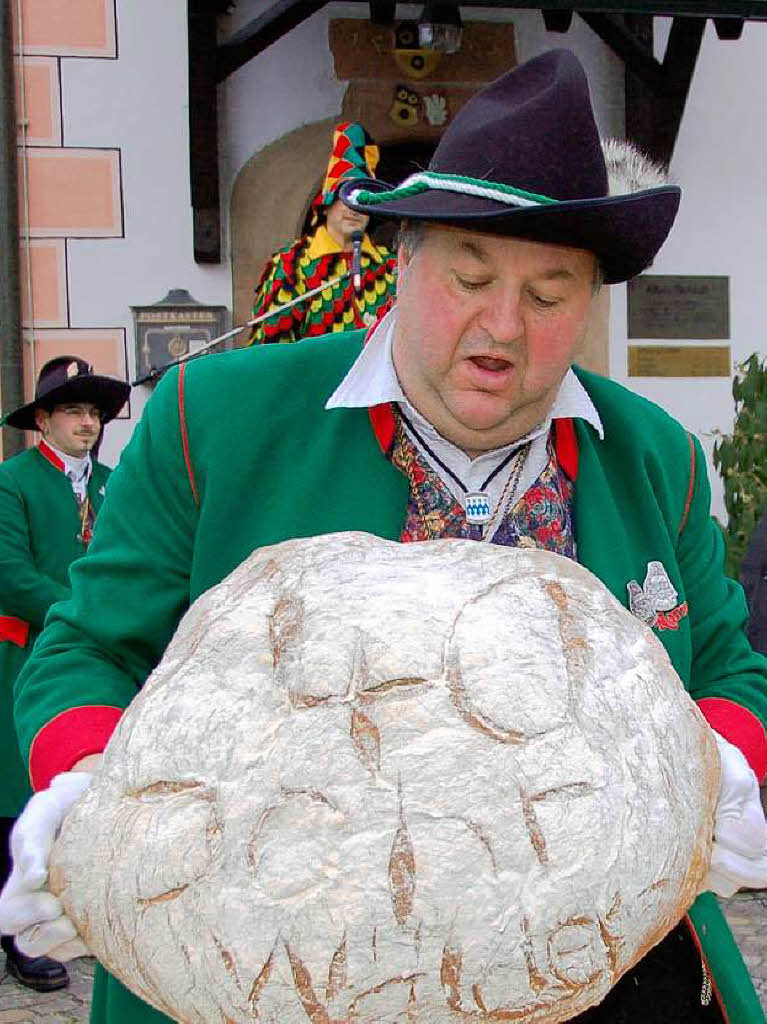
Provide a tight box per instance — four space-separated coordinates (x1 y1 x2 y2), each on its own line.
351 231 363 292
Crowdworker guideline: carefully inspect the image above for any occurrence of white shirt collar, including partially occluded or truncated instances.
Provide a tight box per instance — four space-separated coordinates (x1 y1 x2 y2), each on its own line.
45 441 92 497
325 307 604 441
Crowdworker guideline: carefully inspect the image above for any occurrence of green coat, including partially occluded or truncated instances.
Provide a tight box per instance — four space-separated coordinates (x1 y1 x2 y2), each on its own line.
0 446 110 817
14 333 767 1024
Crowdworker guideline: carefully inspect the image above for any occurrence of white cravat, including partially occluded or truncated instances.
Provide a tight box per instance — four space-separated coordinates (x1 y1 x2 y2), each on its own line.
45 441 92 503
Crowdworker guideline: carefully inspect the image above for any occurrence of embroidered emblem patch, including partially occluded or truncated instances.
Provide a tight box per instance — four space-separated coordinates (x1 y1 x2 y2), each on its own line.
627 560 688 630
67 361 79 378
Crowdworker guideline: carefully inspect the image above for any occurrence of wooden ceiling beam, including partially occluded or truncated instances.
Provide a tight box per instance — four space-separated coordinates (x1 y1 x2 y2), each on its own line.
216 0 328 83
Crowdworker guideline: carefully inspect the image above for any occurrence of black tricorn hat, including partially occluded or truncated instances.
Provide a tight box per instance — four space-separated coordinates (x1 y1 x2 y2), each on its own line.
339 49 680 283
2 356 131 431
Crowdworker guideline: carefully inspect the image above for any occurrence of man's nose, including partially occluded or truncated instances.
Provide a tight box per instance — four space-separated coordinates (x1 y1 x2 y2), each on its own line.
477 286 524 344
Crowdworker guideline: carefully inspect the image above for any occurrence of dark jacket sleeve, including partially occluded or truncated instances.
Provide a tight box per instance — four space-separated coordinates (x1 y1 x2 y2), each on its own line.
0 471 70 629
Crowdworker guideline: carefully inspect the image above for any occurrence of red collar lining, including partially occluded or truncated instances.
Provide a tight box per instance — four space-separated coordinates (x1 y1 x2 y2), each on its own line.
37 440 66 473
367 403 578 480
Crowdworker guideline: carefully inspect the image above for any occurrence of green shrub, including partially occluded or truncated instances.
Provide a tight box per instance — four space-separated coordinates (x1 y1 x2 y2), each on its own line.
713 353 767 579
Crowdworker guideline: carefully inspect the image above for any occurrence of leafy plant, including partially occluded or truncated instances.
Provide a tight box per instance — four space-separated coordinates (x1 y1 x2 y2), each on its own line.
713 353 767 579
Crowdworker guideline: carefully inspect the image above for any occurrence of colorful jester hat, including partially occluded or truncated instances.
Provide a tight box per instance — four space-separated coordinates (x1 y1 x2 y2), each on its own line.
311 122 380 224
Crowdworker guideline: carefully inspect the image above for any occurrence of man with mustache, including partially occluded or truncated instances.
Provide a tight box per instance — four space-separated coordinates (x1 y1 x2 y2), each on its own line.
2 50 767 1023
0 356 129 993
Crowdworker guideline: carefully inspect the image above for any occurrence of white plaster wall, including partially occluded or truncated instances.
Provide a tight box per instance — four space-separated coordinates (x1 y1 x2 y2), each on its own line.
60 0 232 466
55 0 622 470
609 19 767 523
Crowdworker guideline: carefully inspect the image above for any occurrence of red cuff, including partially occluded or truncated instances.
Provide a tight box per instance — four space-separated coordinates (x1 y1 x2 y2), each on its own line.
29 705 123 791
697 697 767 783
0 615 30 647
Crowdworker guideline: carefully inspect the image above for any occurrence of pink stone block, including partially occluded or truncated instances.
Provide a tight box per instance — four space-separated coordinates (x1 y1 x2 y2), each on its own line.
16 0 116 58
15 57 61 146
20 148 122 238
19 239 68 327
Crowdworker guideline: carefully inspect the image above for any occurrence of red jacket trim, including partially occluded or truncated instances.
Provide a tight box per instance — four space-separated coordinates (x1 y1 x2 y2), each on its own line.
698 697 767 783
29 705 123 791
368 404 581 478
679 431 696 536
37 440 65 472
178 363 200 507
0 615 30 647
553 417 578 481
369 403 397 454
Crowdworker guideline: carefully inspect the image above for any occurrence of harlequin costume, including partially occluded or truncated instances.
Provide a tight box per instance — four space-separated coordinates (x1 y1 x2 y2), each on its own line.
248 122 396 345
7 51 767 1024
0 356 128 992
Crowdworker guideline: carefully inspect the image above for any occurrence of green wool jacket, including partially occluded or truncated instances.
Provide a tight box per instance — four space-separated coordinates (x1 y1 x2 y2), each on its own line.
0 446 110 817
14 332 767 1024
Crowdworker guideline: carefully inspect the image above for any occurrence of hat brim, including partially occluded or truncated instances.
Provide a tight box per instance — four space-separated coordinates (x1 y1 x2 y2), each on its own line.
3 376 130 431
339 179 681 284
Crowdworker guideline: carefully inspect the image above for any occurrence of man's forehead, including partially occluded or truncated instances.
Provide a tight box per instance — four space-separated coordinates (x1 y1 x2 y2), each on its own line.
423 224 596 277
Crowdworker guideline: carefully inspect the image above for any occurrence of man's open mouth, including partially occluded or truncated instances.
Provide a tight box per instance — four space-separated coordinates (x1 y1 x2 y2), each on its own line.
470 355 512 372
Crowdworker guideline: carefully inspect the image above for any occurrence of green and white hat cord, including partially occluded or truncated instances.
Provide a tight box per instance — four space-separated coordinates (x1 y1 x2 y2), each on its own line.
347 171 559 209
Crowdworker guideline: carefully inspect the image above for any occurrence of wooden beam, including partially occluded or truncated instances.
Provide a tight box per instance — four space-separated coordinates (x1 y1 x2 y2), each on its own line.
369 0 396 24
653 15 706 163
579 10 704 166
713 16 744 37
451 0 767 16
216 1 328 83
542 8 574 31
188 0 221 263
579 12 664 90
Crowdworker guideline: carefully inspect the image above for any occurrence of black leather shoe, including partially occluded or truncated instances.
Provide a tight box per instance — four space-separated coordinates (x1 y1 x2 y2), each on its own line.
4 943 69 992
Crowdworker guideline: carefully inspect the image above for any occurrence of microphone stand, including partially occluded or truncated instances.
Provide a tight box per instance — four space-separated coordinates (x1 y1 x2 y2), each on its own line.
132 269 350 386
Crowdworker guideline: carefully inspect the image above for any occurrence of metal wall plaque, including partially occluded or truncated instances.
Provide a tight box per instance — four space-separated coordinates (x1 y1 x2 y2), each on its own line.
628 345 731 378
131 289 227 384
627 275 730 339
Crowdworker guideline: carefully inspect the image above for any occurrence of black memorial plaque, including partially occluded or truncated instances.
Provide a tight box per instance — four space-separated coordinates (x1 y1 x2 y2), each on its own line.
627 275 729 340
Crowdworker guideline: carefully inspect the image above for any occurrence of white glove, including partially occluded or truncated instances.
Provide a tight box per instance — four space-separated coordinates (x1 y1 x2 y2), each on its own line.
704 732 767 897
0 771 92 961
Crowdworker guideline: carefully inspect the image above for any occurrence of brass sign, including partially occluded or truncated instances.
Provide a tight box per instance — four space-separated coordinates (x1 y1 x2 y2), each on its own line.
627 275 730 340
628 346 731 378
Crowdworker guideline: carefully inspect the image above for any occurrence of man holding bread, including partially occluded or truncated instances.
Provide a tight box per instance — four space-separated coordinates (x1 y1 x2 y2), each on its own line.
2 50 767 1023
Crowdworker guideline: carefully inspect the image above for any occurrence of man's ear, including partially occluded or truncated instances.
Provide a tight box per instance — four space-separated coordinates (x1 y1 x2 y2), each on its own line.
34 408 48 435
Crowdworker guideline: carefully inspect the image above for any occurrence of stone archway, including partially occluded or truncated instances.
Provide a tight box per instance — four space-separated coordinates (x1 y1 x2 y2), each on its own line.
230 118 337 335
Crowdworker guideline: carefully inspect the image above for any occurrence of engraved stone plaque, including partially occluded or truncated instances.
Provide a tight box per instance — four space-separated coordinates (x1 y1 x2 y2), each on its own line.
628 276 729 340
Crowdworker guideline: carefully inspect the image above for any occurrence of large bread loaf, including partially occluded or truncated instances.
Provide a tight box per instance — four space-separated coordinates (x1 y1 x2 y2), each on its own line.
50 533 718 1022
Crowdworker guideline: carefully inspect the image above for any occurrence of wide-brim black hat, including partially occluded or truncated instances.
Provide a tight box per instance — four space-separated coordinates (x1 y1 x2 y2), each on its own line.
3 355 131 431
339 49 680 284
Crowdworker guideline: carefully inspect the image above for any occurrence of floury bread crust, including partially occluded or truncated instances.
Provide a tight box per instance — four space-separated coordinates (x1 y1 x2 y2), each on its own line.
49 533 718 1023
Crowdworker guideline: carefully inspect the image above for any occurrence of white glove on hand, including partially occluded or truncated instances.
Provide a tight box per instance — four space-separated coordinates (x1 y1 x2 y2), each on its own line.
704 732 767 897
0 771 92 961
